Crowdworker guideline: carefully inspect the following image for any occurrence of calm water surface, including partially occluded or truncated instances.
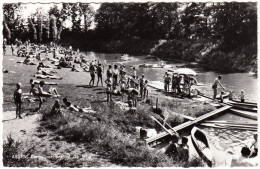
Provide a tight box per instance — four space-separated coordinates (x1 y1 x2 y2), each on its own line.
87 52 258 102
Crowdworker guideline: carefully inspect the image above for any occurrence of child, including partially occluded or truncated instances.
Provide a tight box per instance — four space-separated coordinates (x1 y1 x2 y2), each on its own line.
143 80 148 99
228 90 236 100
14 83 23 119
238 90 245 103
219 91 224 103
164 72 171 92
71 65 79 72
105 77 113 102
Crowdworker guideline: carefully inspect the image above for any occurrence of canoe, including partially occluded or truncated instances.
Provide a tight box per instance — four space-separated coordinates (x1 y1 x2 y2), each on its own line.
230 108 257 120
139 63 164 68
191 127 213 167
228 103 257 112
227 100 257 107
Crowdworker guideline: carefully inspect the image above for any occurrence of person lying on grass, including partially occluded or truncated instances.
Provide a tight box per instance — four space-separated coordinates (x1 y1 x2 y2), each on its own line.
34 74 62 80
36 67 57 75
62 98 92 113
30 79 57 85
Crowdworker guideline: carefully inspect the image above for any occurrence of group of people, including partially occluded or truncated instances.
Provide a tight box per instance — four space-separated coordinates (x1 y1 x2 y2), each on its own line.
163 72 198 96
212 75 246 103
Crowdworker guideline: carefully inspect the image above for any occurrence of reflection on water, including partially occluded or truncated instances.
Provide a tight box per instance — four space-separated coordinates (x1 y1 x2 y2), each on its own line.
201 112 256 155
88 52 258 102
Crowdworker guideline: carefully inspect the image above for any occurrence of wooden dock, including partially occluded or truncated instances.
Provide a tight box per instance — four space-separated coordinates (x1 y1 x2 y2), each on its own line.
148 81 164 90
146 105 231 146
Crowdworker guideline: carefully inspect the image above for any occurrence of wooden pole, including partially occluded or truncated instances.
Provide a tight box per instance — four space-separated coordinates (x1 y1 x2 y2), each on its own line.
156 98 158 109
151 116 173 135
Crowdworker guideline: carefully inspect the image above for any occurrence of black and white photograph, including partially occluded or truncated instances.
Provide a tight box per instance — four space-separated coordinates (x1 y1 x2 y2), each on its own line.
1 0 258 167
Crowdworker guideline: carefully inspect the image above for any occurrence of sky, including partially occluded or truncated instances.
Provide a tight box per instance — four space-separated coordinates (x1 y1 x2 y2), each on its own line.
18 3 101 29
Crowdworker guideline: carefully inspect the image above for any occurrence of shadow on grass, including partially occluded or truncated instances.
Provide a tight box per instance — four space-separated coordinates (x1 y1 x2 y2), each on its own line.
76 85 96 88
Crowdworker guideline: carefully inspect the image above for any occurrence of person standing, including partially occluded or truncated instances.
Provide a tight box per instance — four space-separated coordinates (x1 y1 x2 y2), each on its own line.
212 75 225 101
14 83 23 119
132 67 137 79
164 72 171 92
143 80 148 99
107 65 113 79
139 74 145 98
89 63 96 86
96 63 103 86
105 77 113 102
112 65 119 87
11 43 15 55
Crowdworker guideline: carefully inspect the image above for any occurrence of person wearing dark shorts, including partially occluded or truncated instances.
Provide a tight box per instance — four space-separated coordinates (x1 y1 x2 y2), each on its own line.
89 63 95 86
14 83 23 119
96 63 103 86
107 65 113 79
112 65 119 87
139 74 145 98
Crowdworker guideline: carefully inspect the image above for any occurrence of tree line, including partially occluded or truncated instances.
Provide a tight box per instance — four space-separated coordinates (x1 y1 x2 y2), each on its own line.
3 2 256 52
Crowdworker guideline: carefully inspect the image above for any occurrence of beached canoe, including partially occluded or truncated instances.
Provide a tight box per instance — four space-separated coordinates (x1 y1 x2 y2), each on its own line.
191 127 213 167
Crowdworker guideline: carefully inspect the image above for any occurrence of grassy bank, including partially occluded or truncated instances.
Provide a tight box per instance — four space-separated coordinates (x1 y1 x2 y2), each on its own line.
3 46 214 167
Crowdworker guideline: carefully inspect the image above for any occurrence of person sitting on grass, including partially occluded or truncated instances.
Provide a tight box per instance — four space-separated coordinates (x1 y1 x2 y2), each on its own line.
23 56 36 65
51 99 61 114
14 83 23 119
238 90 245 103
71 65 80 72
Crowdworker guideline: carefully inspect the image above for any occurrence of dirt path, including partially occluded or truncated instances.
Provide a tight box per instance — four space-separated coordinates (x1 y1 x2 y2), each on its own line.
2 111 119 167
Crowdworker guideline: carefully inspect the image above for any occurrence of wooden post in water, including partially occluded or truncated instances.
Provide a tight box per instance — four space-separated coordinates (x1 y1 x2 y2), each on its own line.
156 98 158 109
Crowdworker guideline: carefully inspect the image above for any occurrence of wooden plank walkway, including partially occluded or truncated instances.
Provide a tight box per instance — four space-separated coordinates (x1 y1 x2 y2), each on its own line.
146 105 231 146
148 81 164 90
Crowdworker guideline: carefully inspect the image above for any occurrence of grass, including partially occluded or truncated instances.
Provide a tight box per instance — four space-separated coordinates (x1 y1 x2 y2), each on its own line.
3 135 40 167
3 46 208 167
39 99 205 167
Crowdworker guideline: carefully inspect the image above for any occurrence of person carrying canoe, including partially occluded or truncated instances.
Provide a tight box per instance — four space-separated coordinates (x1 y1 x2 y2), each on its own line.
212 75 225 102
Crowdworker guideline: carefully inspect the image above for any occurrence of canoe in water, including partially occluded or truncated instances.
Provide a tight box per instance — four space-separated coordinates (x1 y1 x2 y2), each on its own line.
139 63 164 68
191 127 213 167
